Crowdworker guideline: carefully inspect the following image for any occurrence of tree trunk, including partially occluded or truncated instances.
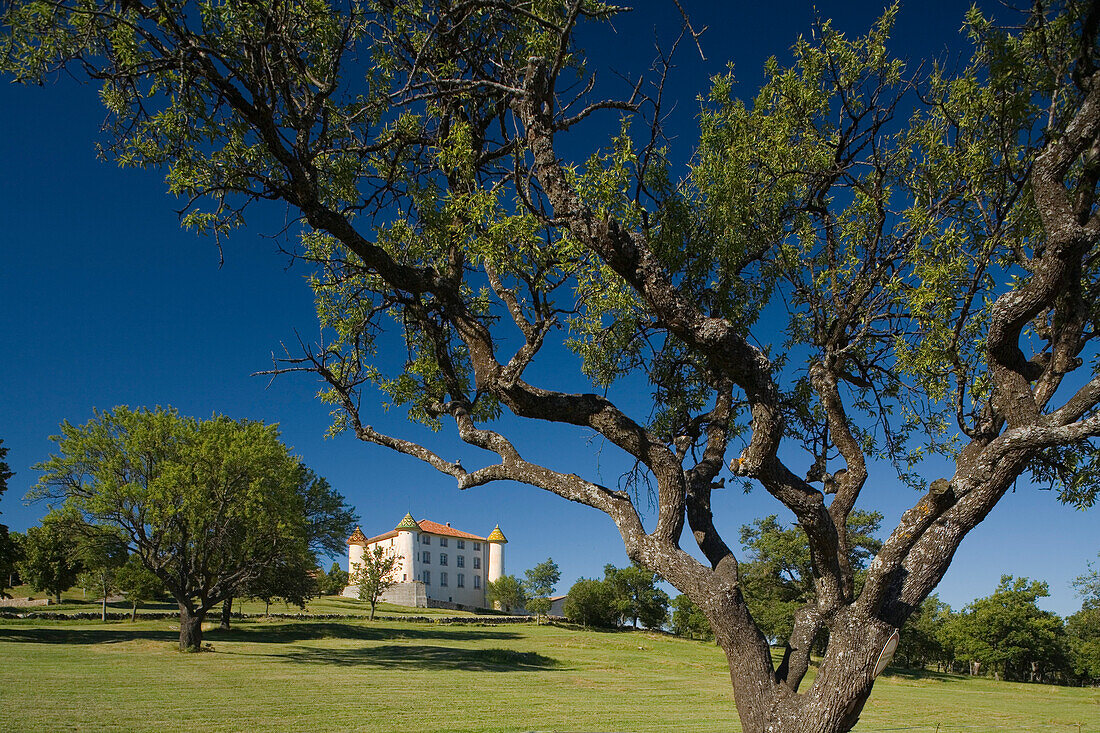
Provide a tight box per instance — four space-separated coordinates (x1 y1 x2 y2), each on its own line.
369 599 377 621
220 596 233 630
719 609 896 733
178 603 204 652
101 593 107 622
130 601 137 622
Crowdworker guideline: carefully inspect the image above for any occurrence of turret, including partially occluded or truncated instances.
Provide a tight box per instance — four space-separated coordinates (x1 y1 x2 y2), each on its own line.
486 524 507 585
394 512 419 583
347 527 367 579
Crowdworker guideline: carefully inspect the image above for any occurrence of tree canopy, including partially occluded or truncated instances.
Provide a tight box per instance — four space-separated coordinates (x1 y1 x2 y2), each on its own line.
5 0 1100 729
31 406 310 650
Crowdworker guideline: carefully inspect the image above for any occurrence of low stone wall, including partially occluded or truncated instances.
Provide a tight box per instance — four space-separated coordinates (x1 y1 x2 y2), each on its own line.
0 597 51 608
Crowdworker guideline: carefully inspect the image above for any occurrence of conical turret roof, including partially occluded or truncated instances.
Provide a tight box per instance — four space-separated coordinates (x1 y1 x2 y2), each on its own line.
347 527 367 546
486 525 507 543
395 512 420 531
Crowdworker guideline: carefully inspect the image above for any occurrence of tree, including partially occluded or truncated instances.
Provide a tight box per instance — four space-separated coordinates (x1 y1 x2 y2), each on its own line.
115 553 164 622
355 545 401 620
6 1 1100 728
75 527 128 621
486 574 526 614
739 511 882 644
603 563 670 629
18 511 83 604
948 576 1067 682
0 439 15 598
671 593 713 640
220 465 356 629
1066 556 1100 683
31 406 308 651
895 595 953 671
2 531 24 596
523 557 561 622
318 562 350 596
562 578 619 629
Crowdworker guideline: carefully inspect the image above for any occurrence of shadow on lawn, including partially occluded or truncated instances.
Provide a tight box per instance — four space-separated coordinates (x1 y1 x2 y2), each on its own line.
0 621 520 648
0 627 180 645
217 621 520 644
279 643 562 671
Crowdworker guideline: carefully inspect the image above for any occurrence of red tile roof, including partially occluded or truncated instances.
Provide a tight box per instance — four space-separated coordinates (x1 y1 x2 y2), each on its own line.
360 519 488 546
416 519 487 541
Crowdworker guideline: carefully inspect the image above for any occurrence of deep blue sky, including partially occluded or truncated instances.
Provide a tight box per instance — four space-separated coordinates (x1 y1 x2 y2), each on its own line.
0 1 1095 616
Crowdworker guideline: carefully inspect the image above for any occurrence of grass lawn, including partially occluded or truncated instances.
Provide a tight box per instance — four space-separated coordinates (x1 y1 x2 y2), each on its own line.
0 615 1096 732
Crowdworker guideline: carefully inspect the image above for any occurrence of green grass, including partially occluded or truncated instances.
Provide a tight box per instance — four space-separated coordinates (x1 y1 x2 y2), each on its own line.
0 616 1096 732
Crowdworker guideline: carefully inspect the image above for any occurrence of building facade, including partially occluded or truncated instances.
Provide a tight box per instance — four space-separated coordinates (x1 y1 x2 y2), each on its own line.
344 513 506 609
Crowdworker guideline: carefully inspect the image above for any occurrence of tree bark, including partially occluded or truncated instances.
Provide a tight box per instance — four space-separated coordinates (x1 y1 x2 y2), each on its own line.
130 601 137 623
179 603 204 652
220 596 233 630
101 593 107 622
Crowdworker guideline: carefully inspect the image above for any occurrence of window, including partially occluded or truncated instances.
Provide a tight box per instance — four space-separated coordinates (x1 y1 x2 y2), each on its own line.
457 540 465 549
422 551 430 563
402 574 407 581
457 573 465 588
440 572 448 587
474 542 481 551
456 555 465 568
440 537 448 547
473 556 481 570
440 553 448 566
473 575 481 589
423 571 430 585
422 535 430 545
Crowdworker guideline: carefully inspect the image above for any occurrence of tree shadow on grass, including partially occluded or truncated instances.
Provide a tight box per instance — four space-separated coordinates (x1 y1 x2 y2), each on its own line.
0 627 180 645
213 621 520 644
279 643 563 671
0 622 519 648
882 667 964 683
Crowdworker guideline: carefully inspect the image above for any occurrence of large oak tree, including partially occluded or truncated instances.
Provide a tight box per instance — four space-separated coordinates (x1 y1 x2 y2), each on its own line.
4 1 1100 729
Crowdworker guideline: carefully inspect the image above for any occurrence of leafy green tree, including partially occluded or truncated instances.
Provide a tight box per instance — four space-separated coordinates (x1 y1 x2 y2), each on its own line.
895 595 954 670
486 574 526 614
671 594 713 640
562 578 618 629
523 557 561 622
948 576 1067 682
604 564 670 629
220 465 355 629
0 438 15 598
2 531 24 595
31 406 308 651
8 1 1100 728
739 511 883 645
524 558 561 598
1066 556 1100 683
115 553 164 622
355 545 401 620
318 561 350 596
75 527 128 621
18 510 83 604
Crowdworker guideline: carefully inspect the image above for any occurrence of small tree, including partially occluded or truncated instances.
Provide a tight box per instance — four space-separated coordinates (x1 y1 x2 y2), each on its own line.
115 554 164 622
355 545 401 620
671 594 713 640
523 558 560 622
319 561 349 596
19 511 83 604
486 574 526 613
562 578 618 629
0 439 17 599
949 576 1068 682
32 407 308 651
75 527 128 621
1066 556 1100 684
604 564 670 629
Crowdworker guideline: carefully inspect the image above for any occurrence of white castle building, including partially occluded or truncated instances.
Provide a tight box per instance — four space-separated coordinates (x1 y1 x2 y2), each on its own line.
343 513 507 609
